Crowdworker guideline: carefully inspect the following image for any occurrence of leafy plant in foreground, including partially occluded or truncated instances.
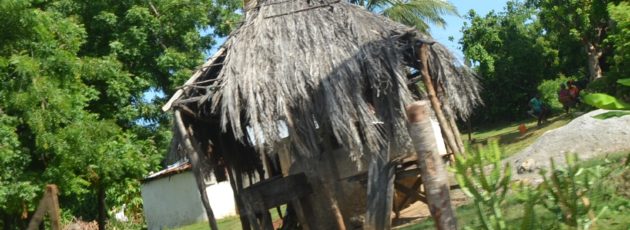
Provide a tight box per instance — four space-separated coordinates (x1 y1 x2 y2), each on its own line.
583 78 630 119
452 141 511 230
539 154 608 229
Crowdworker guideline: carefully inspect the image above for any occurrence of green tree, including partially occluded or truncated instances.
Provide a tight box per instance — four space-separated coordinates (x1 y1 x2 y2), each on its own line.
0 0 240 228
604 1 630 100
528 0 622 81
349 0 459 32
460 1 559 121
0 113 40 229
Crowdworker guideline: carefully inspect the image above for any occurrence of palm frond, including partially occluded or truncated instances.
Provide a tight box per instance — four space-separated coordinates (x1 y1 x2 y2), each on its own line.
365 0 459 32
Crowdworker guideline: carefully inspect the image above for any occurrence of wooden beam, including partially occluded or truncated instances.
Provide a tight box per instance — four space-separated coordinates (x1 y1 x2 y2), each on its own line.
406 101 457 230
364 147 397 230
174 110 219 230
436 82 465 154
162 48 225 112
418 44 462 155
321 132 347 230
394 181 427 204
406 71 422 85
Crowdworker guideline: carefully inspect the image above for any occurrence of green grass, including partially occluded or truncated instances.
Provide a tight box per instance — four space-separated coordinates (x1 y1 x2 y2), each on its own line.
175 206 286 230
401 153 630 230
465 115 572 158
172 216 242 230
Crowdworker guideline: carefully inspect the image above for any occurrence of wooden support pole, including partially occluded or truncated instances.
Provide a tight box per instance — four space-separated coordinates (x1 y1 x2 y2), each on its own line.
27 185 61 230
448 114 465 154
418 44 461 155
229 165 252 230
321 133 347 230
467 119 472 142
406 101 457 230
364 146 396 230
174 110 219 230
436 82 466 154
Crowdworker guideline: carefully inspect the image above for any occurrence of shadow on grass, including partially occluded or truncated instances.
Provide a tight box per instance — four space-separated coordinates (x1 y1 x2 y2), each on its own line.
466 115 572 158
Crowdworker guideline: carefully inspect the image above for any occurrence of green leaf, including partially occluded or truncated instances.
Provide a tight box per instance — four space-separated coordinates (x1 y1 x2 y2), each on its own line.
592 111 630 119
582 93 630 110
617 78 630 87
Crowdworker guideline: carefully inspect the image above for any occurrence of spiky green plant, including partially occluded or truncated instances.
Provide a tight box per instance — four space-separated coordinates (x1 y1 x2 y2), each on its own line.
539 154 609 229
452 141 511 230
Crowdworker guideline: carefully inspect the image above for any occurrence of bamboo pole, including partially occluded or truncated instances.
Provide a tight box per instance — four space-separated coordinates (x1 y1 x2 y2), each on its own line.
448 115 465 153
406 101 457 230
435 82 466 154
418 44 461 155
174 110 219 230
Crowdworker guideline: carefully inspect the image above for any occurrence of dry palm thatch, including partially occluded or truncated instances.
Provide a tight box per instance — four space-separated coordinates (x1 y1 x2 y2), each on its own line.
166 0 481 170
211 0 420 164
426 44 482 119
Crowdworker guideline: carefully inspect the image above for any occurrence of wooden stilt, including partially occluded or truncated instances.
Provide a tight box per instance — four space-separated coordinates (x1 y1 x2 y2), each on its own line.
448 114 466 154
406 101 458 230
418 44 461 155
436 82 466 154
321 133 347 230
174 110 219 230
364 146 396 230
467 119 472 142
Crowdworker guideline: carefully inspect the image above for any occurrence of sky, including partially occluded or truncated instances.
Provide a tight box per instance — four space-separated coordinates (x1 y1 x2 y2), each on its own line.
429 0 509 60
207 0 511 61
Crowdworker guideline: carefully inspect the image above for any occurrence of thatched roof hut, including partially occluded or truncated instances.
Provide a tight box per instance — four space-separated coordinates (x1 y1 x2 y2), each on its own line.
163 0 481 229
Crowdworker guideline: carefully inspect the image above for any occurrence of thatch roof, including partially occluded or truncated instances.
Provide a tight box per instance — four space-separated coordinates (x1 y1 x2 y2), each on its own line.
164 0 481 169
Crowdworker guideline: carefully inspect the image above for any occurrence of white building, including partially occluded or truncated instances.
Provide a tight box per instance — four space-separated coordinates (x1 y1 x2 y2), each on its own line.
141 161 237 230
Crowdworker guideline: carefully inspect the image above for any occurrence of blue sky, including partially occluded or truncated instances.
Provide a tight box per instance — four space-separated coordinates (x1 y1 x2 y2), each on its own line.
207 0 510 60
430 0 509 60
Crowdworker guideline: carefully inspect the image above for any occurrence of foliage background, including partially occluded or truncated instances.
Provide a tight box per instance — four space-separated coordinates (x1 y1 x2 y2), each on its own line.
0 0 239 228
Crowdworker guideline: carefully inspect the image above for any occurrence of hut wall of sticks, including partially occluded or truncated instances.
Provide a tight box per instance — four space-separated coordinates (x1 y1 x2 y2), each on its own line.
162 0 482 229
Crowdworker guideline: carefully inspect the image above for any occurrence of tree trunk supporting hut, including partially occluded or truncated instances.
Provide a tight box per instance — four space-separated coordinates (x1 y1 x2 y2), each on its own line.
174 110 219 230
406 101 458 229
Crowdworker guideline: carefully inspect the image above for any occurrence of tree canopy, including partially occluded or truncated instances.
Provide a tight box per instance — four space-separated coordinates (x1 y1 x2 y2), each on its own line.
0 0 239 228
460 1 558 121
461 0 629 122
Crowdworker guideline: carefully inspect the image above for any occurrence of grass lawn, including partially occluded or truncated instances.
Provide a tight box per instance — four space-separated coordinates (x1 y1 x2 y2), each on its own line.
174 206 286 230
172 216 242 230
464 114 572 158
401 152 630 230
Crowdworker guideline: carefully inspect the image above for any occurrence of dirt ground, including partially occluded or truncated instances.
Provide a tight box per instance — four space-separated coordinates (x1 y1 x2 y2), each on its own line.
392 188 468 228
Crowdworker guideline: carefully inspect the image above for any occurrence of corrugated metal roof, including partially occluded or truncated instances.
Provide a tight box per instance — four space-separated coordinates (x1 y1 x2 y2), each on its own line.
143 160 192 183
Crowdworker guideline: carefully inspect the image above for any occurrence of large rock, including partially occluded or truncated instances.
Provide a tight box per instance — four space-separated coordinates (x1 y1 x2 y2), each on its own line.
510 110 630 178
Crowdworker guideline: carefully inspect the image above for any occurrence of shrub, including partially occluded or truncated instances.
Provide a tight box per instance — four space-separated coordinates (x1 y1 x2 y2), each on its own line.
452 141 512 230
539 154 609 229
537 74 577 112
